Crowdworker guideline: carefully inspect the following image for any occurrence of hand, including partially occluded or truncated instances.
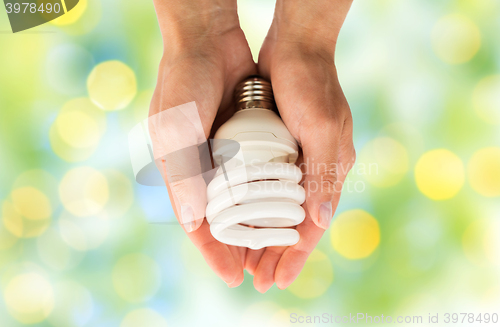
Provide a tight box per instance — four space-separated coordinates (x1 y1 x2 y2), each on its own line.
251 0 355 292
149 0 257 287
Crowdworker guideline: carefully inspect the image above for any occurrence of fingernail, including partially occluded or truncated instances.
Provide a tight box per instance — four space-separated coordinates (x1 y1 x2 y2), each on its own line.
181 204 195 233
319 202 333 229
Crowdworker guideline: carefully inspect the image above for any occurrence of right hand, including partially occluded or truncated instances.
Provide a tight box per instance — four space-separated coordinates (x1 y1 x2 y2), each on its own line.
149 1 256 287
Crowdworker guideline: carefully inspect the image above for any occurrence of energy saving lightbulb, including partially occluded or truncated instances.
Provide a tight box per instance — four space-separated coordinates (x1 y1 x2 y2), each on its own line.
206 76 306 250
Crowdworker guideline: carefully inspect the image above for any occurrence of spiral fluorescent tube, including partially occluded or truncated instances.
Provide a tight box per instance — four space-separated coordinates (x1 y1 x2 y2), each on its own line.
206 76 306 250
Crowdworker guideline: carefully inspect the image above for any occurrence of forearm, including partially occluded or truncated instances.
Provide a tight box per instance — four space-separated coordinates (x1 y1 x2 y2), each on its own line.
270 0 353 52
153 0 240 52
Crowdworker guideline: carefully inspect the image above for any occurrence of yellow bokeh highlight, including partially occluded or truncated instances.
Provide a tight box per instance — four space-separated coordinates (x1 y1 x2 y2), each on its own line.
51 0 88 25
11 187 52 220
59 167 109 217
473 75 500 125
463 219 500 266
48 281 94 327
2 187 52 238
331 209 380 259
415 149 464 200
432 14 481 64
121 308 168 327
468 147 500 197
50 98 106 162
359 137 409 187
87 61 137 111
112 253 161 303
4 273 54 324
58 211 110 251
288 249 333 299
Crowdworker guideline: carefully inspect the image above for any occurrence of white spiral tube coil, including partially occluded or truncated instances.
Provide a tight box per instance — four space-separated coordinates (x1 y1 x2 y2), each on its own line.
206 162 306 249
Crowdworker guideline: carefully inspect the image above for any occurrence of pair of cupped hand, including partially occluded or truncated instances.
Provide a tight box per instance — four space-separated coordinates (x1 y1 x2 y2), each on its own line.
149 20 355 292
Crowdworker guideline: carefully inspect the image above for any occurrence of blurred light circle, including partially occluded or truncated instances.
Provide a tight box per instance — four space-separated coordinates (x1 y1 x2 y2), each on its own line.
58 211 109 251
59 167 109 217
102 170 134 219
13 170 59 208
468 147 500 197
0 222 18 250
87 61 137 111
11 187 51 220
473 75 500 125
288 250 333 299
112 253 161 303
37 228 84 270
57 111 100 148
330 209 380 259
50 98 106 162
240 302 284 327
120 308 167 327
432 14 481 64
463 219 500 267
4 273 54 324
359 137 409 187
50 0 101 35
50 0 88 25
48 281 94 327
415 149 464 200
2 190 51 238
45 44 94 95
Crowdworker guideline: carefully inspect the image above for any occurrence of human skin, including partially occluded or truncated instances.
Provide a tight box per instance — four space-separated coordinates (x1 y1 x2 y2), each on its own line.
150 0 354 291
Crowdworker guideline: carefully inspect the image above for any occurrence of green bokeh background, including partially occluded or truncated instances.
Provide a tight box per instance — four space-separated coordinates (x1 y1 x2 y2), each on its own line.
1 0 499 326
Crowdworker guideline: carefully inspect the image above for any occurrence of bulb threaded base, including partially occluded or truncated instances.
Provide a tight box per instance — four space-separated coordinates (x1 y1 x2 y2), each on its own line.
234 75 276 111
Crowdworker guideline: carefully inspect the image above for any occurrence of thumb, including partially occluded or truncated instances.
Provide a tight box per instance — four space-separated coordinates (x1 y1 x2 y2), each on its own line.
300 117 354 230
149 101 209 233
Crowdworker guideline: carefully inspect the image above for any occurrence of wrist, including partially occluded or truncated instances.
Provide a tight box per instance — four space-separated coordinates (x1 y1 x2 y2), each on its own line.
269 0 353 53
153 0 240 53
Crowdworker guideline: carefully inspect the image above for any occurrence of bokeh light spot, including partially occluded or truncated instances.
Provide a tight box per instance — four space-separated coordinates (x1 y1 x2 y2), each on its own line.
4 273 54 324
112 253 161 303
331 209 380 259
121 308 168 327
87 61 137 111
50 0 88 26
48 281 94 327
37 228 84 270
468 147 500 197
11 187 51 220
59 167 109 217
58 211 109 251
288 249 333 299
415 149 464 200
432 14 481 64
50 98 106 162
463 219 500 266
473 75 500 125
2 190 51 238
359 137 409 187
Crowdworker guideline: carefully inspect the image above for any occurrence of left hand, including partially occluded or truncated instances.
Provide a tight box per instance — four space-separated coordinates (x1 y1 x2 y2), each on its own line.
247 0 355 292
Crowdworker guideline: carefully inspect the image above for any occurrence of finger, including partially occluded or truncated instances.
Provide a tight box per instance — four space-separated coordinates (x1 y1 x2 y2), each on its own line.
227 246 245 288
275 202 325 289
187 220 244 285
301 105 356 230
244 248 265 275
149 101 209 232
253 246 286 293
